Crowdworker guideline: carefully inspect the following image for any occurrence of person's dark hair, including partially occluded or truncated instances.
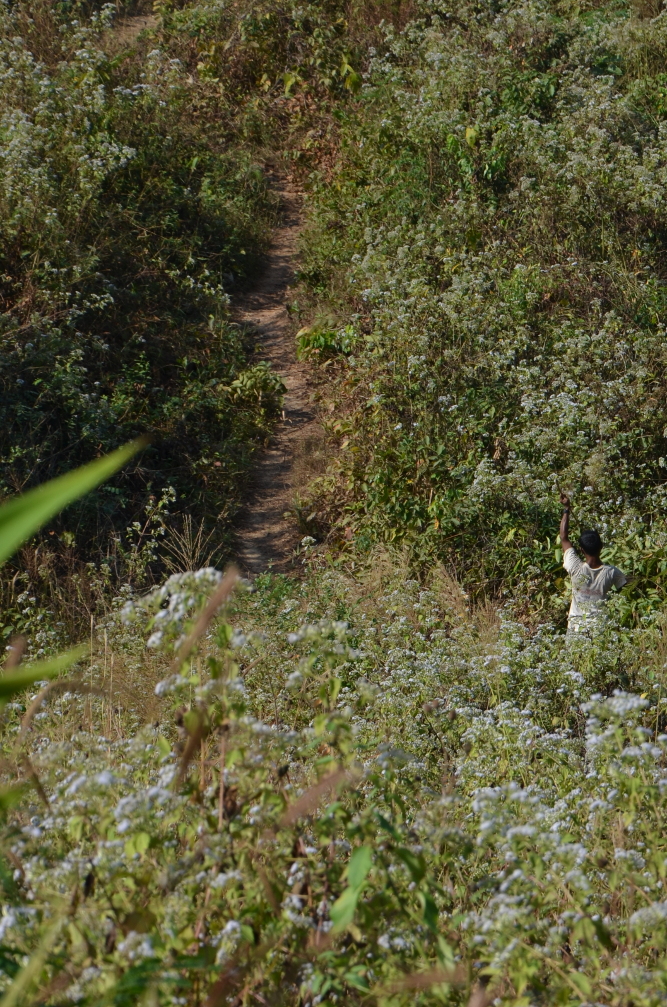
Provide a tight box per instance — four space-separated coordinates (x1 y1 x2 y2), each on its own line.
579 529 602 557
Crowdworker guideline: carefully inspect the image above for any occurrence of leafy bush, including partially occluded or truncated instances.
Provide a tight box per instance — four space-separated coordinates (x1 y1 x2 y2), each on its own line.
0 0 282 595
296 325 357 360
300 0 667 617
5 559 667 1004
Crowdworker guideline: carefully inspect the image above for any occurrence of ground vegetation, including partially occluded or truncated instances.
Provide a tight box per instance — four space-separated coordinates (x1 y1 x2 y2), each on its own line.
298 0 667 621
5 0 667 1005
5 550 667 1005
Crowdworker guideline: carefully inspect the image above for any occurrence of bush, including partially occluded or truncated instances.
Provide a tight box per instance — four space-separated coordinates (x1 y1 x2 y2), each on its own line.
6 560 667 1004
0 0 281 600
300 0 667 618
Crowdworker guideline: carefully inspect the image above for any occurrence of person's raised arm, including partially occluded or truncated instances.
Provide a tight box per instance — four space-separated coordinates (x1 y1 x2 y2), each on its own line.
559 492 573 553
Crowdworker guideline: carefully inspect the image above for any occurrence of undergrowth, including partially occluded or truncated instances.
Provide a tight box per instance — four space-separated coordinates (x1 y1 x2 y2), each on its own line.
298 0 667 622
0 0 386 636
6 0 667 1005
0 0 286 637
4 559 667 1005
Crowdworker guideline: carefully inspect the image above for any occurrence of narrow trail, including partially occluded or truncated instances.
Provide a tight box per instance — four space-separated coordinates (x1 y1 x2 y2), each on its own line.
234 177 320 576
106 11 158 48
101 14 318 575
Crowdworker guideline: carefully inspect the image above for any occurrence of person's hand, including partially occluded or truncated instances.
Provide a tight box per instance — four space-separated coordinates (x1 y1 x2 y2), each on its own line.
559 492 570 509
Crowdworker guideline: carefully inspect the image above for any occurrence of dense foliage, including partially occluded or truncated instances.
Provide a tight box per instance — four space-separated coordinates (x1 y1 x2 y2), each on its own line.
0 0 284 599
300 0 667 618
5 563 667 1006
8 0 667 1005
0 0 390 634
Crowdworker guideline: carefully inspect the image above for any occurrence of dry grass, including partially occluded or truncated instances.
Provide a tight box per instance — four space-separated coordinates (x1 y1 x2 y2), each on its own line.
161 515 219 574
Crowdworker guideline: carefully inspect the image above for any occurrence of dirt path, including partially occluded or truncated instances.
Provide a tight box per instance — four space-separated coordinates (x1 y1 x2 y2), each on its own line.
234 178 320 575
112 13 158 45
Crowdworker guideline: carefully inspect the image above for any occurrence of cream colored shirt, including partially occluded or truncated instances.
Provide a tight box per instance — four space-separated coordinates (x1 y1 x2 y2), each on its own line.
563 548 627 628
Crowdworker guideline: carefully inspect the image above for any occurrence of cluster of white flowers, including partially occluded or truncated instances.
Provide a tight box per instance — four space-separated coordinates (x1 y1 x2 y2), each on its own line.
122 568 223 652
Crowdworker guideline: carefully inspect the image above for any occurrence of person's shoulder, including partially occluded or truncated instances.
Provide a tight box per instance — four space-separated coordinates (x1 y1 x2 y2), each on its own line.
563 547 581 571
604 563 627 585
610 565 628 585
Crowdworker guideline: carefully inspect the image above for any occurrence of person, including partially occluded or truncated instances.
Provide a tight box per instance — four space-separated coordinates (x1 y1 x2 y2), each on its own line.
559 492 627 633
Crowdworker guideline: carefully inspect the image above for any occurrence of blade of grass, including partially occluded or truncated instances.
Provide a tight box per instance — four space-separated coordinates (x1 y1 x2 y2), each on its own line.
0 438 147 566
0 646 87 700
0 915 65 1007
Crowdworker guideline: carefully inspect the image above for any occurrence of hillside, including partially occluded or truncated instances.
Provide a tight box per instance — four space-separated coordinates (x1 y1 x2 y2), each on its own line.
3 0 667 1005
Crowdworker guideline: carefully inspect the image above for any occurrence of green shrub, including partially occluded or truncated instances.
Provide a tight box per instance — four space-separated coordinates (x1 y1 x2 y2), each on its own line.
296 325 357 360
0 0 281 593
300 0 667 618
6 559 667 1004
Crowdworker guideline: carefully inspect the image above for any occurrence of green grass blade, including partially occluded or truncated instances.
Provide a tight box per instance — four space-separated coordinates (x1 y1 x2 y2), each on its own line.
0 915 65 1007
0 785 27 815
0 438 147 567
329 884 361 933
0 646 87 699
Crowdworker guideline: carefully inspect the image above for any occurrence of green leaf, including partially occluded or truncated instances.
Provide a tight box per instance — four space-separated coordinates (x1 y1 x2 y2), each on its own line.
418 890 439 934
329 885 361 933
124 832 152 857
344 968 369 991
157 735 171 757
344 70 362 94
330 847 372 933
568 971 592 997
465 125 479 147
240 924 255 945
0 645 86 700
135 832 151 855
68 816 85 841
396 847 426 883
329 676 342 706
0 438 146 567
436 934 456 969
346 846 372 888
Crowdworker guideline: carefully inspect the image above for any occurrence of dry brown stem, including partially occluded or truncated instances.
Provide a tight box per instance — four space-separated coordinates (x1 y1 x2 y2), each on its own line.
378 966 465 994
15 679 102 749
176 710 207 787
3 637 26 671
20 754 50 808
169 566 239 676
279 767 358 828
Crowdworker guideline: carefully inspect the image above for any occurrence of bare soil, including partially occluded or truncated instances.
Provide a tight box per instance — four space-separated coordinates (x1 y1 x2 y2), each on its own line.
233 177 322 576
107 12 158 48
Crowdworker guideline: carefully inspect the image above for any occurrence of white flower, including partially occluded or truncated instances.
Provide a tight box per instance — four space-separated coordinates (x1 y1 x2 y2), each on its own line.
95 771 116 787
